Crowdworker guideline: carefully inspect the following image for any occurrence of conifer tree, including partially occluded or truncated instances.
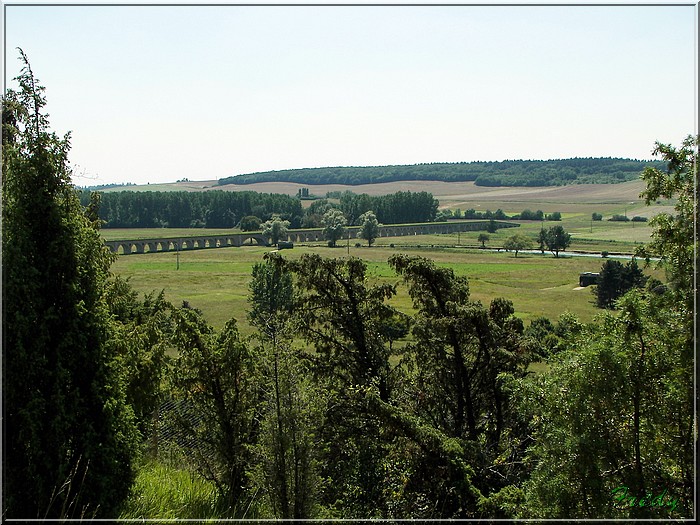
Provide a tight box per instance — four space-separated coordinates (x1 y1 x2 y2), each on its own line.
2 50 139 518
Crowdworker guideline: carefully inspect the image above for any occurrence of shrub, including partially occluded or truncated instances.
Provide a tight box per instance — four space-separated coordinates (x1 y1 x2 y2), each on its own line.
609 214 630 222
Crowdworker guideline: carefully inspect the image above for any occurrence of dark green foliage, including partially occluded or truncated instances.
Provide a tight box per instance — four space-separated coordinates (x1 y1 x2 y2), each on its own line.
270 254 402 516
592 212 603 221
520 292 691 519
239 215 262 231
247 259 321 519
523 317 559 359
609 214 630 222
339 190 438 225
546 211 561 221
2 50 139 518
542 225 571 257
477 233 490 247
631 216 648 222
276 254 397 402
518 209 544 221
593 259 648 309
168 308 260 513
104 277 172 435
218 158 662 187
636 135 697 313
248 258 294 339
82 189 304 229
388 255 532 516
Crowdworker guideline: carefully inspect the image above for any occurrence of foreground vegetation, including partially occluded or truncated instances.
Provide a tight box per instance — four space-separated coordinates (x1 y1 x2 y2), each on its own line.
3 53 694 521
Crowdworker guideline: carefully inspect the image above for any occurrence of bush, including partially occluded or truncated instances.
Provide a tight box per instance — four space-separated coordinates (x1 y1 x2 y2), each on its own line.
592 213 603 221
609 214 630 222
631 216 648 222
601 251 609 258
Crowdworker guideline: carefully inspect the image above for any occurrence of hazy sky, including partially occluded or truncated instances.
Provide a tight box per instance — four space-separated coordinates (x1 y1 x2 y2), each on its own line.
3 1 697 186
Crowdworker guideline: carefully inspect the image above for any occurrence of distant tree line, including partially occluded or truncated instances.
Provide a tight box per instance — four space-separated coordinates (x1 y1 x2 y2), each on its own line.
218 158 665 188
79 190 305 229
79 189 440 229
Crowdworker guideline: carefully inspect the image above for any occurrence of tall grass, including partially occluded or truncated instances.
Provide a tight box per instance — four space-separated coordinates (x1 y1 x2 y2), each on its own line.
119 460 227 520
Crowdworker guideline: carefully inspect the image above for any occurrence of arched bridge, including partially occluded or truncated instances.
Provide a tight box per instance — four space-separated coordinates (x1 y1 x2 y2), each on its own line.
104 220 519 255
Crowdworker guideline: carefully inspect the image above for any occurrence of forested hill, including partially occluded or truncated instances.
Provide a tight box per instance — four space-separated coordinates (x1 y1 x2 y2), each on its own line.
218 158 664 187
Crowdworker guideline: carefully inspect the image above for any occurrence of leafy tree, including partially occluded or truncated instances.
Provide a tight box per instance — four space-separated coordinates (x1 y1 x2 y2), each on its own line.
520 292 690 519
262 214 290 247
546 211 562 221
477 233 490 248
592 212 603 221
169 308 261 513
248 259 294 339
358 210 380 246
636 134 697 313
593 259 647 309
543 225 571 257
239 215 262 231
2 50 140 518
321 208 347 247
271 254 400 515
536 227 547 254
251 336 324 519
503 233 533 257
516 137 696 519
523 317 560 359
388 255 531 516
487 219 497 233
104 278 172 436
247 258 322 519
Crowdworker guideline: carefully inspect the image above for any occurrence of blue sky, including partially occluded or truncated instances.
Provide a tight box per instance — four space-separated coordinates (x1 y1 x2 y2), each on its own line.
3 2 697 186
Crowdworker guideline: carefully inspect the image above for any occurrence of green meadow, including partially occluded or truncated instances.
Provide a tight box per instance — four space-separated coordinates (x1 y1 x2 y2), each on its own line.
110 242 663 335
107 179 669 333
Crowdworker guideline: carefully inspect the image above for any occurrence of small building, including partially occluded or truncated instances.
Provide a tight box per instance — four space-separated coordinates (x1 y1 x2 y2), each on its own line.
579 272 600 287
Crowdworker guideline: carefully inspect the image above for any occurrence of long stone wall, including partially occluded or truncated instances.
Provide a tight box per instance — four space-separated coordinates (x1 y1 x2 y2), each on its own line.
104 220 519 255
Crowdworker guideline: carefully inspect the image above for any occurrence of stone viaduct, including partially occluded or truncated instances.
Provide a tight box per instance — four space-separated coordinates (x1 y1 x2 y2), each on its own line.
104 220 519 255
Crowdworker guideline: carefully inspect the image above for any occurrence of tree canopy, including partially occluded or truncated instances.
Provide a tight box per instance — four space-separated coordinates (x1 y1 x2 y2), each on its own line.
217 158 663 187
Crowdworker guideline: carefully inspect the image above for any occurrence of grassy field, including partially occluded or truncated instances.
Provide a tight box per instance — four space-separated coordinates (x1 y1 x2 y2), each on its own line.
111 243 663 335
106 178 668 331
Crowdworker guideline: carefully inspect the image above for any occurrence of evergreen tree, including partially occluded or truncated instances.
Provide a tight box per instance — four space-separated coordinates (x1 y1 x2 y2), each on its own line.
593 259 648 309
2 50 139 518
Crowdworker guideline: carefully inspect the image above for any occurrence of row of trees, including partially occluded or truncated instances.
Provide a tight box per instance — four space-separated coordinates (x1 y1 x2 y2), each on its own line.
79 188 438 229
261 209 381 247
438 207 562 221
3 54 694 519
79 189 304 229
218 158 664 187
